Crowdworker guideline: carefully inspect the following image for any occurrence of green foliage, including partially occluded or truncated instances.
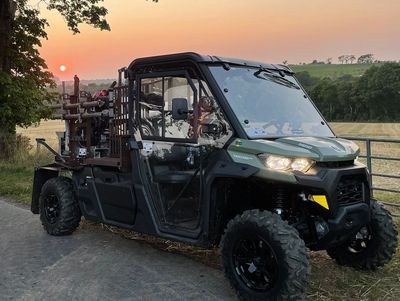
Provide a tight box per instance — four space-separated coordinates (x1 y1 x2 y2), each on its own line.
297 63 400 122
0 0 114 136
0 0 159 137
0 0 57 134
46 0 110 34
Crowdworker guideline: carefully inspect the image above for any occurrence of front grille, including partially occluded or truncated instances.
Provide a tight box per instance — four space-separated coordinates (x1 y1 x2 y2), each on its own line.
336 175 364 206
318 160 354 168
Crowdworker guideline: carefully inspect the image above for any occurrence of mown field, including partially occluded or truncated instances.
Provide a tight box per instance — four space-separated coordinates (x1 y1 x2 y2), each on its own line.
1 121 399 300
290 63 380 79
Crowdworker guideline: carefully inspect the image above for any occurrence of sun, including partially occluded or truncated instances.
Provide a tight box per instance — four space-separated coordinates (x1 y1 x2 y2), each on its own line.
59 65 67 72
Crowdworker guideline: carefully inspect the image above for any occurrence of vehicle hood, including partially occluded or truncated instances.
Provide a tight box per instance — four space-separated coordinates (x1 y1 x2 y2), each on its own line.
229 136 360 162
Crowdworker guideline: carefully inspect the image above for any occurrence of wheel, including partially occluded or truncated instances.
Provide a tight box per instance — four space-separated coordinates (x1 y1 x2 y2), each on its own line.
221 209 310 301
39 177 81 236
327 200 398 270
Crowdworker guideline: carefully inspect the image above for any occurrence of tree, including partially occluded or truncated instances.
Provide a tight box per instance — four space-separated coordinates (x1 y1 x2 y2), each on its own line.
0 0 157 142
282 60 288 65
299 63 400 122
0 0 113 141
357 63 400 120
326 58 332 64
357 54 374 64
348 55 356 64
311 59 324 64
338 55 345 64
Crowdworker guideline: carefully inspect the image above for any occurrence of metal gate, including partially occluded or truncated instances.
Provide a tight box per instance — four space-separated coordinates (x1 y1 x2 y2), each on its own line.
341 136 400 217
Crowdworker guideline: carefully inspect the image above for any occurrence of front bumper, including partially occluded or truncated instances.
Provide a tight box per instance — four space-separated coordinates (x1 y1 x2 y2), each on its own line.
312 203 370 250
295 164 371 250
295 163 370 215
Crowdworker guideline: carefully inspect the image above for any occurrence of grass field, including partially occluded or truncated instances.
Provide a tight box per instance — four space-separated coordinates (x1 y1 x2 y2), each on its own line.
2 121 400 300
17 119 65 149
290 63 380 79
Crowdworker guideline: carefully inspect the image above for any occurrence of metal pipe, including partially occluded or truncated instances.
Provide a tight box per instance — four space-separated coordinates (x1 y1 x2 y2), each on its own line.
367 155 400 162
63 113 81 120
372 173 400 180
341 136 400 143
381 201 400 208
36 138 66 162
63 100 105 110
373 187 400 194
81 100 105 108
365 139 373 196
63 103 79 109
63 111 108 120
82 112 106 118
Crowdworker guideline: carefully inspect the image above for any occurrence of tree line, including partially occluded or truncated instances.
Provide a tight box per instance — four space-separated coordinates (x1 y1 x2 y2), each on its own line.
292 54 396 65
338 54 374 64
296 63 400 122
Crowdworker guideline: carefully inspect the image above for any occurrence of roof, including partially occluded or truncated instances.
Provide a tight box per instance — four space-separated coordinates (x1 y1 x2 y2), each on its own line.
128 52 293 73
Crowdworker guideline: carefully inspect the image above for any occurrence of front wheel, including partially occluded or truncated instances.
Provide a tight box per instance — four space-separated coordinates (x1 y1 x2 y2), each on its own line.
327 201 398 270
221 209 310 301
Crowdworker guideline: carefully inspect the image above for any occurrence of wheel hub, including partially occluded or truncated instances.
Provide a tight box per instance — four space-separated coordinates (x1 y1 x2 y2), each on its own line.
233 237 279 291
348 226 371 253
43 194 60 224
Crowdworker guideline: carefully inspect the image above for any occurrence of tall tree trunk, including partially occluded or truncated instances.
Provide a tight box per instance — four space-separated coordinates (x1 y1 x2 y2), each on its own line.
0 0 16 73
0 0 17 144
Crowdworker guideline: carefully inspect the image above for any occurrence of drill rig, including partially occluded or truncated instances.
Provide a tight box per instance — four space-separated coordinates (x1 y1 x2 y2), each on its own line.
42 69 131 171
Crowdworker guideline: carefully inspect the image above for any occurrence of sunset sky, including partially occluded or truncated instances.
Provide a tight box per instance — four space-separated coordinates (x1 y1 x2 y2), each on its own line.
36 0 400 80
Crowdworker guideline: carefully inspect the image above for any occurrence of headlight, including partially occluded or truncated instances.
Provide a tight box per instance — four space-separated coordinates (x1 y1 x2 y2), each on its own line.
258 154 314 173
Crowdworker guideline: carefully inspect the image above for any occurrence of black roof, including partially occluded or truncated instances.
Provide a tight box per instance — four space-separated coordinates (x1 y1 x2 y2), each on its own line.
128 52 293 73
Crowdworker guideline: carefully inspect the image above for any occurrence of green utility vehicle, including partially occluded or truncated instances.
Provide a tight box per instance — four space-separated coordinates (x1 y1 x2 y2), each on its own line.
32 53 398 301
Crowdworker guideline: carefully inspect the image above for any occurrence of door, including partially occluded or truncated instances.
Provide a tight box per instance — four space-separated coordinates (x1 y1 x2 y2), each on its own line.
136 72 202 232
134 69 233 235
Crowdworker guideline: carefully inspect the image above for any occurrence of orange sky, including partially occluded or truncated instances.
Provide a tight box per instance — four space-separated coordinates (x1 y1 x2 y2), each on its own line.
36 0 400 80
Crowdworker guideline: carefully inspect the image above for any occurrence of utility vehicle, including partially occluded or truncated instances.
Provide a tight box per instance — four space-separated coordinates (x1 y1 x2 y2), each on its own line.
32 52 398 301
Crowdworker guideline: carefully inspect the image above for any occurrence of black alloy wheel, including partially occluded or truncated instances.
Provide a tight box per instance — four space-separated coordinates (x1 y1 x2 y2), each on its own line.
346 226 371 253
43 194 60 224
233 236 279 291
222 209 310 301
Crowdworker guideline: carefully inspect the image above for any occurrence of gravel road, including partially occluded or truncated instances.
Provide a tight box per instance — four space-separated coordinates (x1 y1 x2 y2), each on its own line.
0 197 236 301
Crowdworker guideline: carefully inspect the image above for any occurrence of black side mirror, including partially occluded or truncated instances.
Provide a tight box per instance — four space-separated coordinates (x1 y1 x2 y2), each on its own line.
172 98 189 120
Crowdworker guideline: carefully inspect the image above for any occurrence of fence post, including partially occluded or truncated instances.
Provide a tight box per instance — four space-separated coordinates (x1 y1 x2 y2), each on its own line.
365 139 373 197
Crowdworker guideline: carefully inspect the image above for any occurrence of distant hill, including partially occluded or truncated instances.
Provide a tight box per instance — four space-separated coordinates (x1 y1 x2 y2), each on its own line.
290 63 382 79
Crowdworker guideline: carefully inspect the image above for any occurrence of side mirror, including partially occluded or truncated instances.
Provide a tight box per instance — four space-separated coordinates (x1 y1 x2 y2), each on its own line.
172 98 189 120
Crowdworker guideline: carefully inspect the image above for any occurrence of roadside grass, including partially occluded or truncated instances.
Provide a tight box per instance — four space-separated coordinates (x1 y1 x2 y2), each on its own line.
0 150 52 204
0 160 33 203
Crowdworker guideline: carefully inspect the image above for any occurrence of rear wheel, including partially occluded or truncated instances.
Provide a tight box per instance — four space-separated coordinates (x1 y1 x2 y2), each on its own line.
39 177 81 236
221 210 310 301
327 201 398 270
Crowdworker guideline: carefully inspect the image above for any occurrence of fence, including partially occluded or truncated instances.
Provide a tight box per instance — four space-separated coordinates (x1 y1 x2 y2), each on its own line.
341 136 400 217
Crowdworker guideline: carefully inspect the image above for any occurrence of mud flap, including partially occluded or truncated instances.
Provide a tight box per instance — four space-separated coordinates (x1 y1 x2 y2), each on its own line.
31 167 59 214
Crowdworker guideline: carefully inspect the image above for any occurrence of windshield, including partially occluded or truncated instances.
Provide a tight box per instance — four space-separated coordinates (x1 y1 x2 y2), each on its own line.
209 66 334 139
